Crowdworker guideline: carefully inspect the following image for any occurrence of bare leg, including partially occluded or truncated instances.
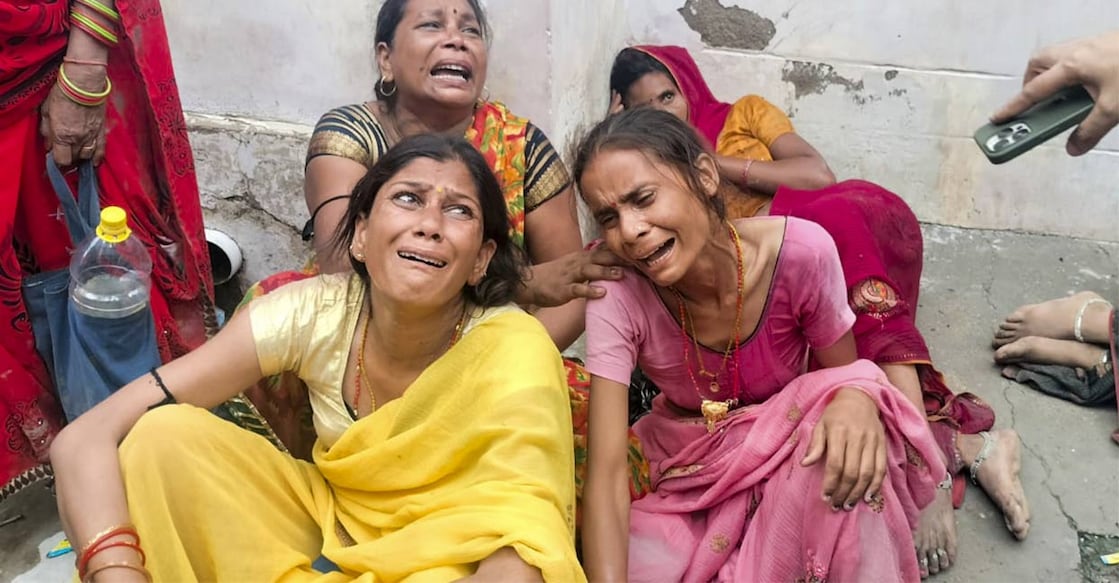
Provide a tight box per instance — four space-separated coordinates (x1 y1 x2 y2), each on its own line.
994 336 1108 368
957 431 1030 540
994 291 1112 347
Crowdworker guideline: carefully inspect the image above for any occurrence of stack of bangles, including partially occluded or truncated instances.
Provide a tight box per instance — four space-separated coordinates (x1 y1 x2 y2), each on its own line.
59 0 120 106
76 524 152 582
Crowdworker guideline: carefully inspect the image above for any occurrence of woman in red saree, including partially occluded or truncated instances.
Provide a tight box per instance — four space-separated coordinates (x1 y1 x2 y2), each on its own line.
608 44 1031 576
0 0 212 500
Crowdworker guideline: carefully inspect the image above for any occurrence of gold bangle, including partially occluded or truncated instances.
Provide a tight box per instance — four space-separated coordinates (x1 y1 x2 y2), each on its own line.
58 63 112 100
78 524 138 555
82 561 152 583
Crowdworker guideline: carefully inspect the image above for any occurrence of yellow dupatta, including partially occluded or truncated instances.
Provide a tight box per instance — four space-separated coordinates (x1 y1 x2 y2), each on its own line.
313 308 584 582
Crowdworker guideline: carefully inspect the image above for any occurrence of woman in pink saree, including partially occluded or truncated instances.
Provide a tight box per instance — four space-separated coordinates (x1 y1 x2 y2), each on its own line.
577 108 944 582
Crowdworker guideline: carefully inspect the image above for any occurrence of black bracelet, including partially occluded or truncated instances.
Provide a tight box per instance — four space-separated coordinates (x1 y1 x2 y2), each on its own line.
301 195 351 241
147 367 177 410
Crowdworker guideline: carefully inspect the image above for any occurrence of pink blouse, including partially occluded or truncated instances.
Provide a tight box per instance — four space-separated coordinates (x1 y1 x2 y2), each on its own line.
586 217 855 410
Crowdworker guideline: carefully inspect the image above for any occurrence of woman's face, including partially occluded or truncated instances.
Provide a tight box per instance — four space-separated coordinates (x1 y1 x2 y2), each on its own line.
377 0 488 112
580 148 719 288
353 157 495 308
623 72 689 122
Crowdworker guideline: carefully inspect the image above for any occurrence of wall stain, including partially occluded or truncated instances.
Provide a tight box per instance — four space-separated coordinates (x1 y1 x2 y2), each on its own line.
889 88 908 97
884 69 898 81
781 60 878 105
678 0 776 51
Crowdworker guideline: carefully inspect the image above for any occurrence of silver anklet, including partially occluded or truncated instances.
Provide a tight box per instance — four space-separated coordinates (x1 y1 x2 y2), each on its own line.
970 431 996 484
1074 298 1112 343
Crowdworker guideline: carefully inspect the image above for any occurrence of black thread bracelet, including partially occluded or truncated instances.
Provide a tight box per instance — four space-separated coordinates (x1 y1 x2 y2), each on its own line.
301 195 351 241
147 367 177 410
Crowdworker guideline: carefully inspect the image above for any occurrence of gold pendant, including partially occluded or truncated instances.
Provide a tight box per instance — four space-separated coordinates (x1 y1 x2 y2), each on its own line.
701 399 730 433
709 381 720 394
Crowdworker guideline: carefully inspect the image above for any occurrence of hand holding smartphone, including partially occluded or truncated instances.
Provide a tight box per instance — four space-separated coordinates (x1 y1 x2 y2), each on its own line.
974 85 1095 164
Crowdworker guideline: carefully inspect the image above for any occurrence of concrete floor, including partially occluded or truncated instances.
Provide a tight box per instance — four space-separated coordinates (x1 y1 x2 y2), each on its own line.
1 223 1117 582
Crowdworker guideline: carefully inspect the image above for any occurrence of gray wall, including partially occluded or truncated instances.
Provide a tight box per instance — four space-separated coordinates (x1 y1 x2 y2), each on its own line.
162 0 1119 285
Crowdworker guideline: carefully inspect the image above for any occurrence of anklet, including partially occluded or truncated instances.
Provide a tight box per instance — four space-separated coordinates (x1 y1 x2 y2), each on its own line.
1074 298 1112 343
969 431 996 484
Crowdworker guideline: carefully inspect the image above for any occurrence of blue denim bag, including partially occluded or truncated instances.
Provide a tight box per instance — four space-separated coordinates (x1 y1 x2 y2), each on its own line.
21 155 161 421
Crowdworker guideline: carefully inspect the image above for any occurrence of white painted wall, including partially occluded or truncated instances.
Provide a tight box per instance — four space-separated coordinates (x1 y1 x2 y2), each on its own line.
159 0 1119 285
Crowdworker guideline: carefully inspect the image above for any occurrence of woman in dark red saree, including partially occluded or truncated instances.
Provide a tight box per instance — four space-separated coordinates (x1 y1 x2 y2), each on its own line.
0 0 212 500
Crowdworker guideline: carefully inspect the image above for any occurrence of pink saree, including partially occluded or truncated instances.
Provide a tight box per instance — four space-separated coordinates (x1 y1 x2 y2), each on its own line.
629 360 944 583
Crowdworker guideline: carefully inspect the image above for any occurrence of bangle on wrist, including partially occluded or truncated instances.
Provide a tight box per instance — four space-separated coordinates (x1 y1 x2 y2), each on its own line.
740 158 755 188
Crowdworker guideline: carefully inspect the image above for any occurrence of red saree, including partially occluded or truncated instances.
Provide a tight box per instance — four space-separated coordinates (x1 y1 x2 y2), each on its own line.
770 180 996 497
0 0 213 500
633 45 730 148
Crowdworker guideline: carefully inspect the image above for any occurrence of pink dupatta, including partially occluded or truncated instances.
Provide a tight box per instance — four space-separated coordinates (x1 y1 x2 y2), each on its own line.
629 360 944 582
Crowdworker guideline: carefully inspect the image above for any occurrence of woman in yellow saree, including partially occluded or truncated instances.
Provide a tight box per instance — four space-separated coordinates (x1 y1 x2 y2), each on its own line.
48 134 584 582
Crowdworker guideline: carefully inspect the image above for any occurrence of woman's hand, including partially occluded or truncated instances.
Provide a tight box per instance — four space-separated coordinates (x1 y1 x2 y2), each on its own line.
518 246 625 308
39 63 107 166
800 387 887 510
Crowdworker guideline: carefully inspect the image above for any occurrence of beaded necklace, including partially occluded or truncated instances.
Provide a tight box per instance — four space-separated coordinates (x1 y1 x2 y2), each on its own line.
352 303 468 417
669 222 746 433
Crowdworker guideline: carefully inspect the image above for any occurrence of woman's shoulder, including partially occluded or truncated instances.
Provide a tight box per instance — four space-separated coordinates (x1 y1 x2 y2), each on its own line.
462 304 562 361
737 216 835 266
307 103 388 166
317 103 382 127
728 94 785 115
255 272 362 311
586 267 656 325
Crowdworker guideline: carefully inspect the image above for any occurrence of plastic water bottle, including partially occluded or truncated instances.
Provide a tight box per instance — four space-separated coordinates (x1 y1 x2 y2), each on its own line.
70 206 152 319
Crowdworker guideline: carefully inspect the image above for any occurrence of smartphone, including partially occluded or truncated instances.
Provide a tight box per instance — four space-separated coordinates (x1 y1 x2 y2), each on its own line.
974 85 1095 164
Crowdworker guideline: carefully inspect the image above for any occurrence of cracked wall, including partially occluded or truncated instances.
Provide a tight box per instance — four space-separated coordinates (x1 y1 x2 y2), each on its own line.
163 0 1119 289
625 0 1119 243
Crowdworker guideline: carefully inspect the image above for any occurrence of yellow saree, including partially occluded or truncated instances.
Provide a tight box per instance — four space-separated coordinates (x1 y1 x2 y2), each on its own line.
117 281 584 582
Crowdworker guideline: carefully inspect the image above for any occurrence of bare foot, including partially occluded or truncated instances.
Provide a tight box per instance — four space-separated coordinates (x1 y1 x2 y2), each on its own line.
993 291 1110 347
962 430 1031 540
993 336 1107 369
913 488 956 578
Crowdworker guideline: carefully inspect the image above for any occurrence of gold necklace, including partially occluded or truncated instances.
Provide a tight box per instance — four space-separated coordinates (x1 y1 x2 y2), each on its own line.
353 303 469 417
670 222 746 433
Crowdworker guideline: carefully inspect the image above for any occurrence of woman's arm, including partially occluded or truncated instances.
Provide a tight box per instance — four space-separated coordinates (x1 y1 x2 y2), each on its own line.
717 132 835 195
304 156 367 273
582 375 633 582
880 363 925 415
523 186 625 351
814 329 857 368
50 310 264 577
463 547 543 582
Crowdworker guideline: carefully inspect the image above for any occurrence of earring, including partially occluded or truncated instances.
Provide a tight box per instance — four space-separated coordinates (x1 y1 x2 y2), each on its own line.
351 246 365 262
377 77 397 97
